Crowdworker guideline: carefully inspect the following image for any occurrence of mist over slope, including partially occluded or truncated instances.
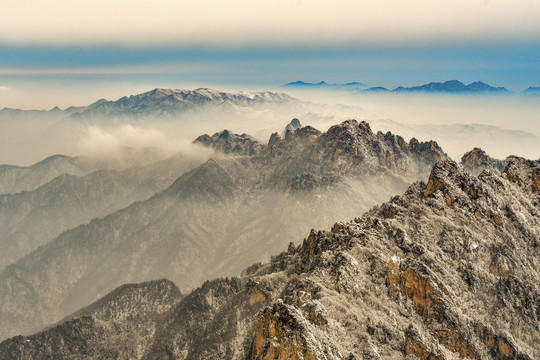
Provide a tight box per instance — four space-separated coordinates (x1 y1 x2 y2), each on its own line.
369 119 540 162
1 87 538 165
0 88 370 165
0 150 209 269
1 156 538 359
0 119 446 341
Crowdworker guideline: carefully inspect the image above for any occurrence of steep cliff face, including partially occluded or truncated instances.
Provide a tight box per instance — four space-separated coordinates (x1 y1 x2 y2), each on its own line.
2 157 538 359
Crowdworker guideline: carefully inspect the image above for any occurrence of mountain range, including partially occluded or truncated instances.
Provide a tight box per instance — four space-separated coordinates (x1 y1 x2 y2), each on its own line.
0 86 538 359
1 88 300 121
0 151 209 270
521 87 540 96
1 153 538 359
283 80 538 94
282 81 369 91
0 87 375 165
0 119 447 341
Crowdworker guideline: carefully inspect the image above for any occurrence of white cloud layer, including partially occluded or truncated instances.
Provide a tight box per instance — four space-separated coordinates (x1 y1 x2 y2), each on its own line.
1 0 539 46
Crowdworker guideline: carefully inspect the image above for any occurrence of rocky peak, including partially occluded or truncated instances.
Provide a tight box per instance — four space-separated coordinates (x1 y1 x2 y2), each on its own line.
503 157 540 193
282 118 301 141
289 118 301 129
408 138 444 164
193 130 264 156
267 132 282 147
461 147 506 174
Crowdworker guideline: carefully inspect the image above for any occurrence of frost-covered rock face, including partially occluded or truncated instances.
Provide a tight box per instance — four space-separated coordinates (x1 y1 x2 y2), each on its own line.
0 280 182 360
1 157 539 359
260 119 447 191
461 147 506 175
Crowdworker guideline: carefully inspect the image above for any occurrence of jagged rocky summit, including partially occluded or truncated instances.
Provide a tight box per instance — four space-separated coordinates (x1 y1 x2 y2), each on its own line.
1 155 538 359
460 147 507 175
0 119 448 342
193 130 264 156
460 147 540 176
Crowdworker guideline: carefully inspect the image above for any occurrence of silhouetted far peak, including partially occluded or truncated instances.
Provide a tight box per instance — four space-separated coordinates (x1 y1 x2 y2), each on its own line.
392 80 510 93
282 80 367 88
522 86 540 95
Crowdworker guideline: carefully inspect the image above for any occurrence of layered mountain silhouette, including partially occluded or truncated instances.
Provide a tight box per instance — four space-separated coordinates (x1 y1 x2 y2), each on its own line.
0 151 208 269
521 86 540 96
0 154 111 195
283 80 517 94
367 80 510 94
0 88 299 121
0 119 447 341
282 81 368 90
68 88 300 120
1 155 538 359
0 88 323 165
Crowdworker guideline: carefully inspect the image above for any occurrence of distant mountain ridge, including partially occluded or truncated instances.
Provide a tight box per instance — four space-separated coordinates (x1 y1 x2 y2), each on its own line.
385 80 510 94
70 88 299 120
283 80 524 94
282 81 368 90
0 88 300 119
522 86 540 96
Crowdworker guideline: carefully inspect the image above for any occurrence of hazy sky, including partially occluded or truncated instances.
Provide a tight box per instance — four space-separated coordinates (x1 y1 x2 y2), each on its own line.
1 0 540 108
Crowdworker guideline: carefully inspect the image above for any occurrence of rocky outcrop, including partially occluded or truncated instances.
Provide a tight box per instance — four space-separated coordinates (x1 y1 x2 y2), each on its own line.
2 157 538 359
283 118 303 140
461 148 506 175
193 130 265 156
261 119 447 192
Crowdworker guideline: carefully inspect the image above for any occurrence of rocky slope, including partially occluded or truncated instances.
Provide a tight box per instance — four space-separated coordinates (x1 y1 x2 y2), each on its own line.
0 280 182 359
0 119 447 341
0 152 208 269
1 157 538 359
460 147 540 176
